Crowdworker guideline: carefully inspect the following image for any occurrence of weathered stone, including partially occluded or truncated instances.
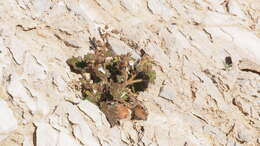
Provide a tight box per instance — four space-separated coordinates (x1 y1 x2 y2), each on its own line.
78 101 110 128
147 0 175 21
0 37 3 54
227 0 246 18
238 59 260 74
32 0 52 18
7 75 36 113
35 122 80 146
23 54 47 80
22 136 33 146
0 100 17 141
73 124 99 146
8 37 27 65
57 132 80 146
1 0 260 145
35 123 59 146
159 83 176 101
108 37 140 59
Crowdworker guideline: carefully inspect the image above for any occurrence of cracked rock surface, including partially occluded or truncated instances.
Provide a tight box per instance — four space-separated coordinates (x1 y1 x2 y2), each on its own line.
0 0 259 146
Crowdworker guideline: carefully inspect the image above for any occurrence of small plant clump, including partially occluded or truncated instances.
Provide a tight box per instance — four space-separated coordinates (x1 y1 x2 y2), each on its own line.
66 37 156 127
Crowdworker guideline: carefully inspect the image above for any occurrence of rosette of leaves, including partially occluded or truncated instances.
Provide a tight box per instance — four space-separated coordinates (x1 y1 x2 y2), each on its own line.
66 38 156 126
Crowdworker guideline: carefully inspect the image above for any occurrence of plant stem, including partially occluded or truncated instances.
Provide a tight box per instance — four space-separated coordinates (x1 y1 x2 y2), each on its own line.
126 79 143 86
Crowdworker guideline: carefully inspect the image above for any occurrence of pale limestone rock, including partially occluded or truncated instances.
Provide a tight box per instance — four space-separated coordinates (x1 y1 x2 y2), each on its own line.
120 121 138 144
35 122 59 146
78 101 110 128
23 54 47 80
250 1 260 10
0 68 2 84
99 127 128 146
0 37 3 53
1 0 260 145
64 102 85 124
57 132 80 146
147 0 175 21
0 37 4 82
32 0 52 18
73 124 99 146
22 136 33 146
7 75 36 113
119 0 142 13
235 123 256 144
16 0 30 10
222 27 260 62
65 0 106 23
238 59 260 73
154 125 172 146
46 1 67 19
35 97 50 116
60 102 99 146
203 125 227 145
108 37 140 59
227 0 245 18
22 84 50 116
9 37 27 65
0 100 17 141
52 72 67 92
49 113 70 132
159 83 176 101
36 122 80 146
146 42 170 69
208 1 226 13
226 139 237 146
89 0 113 11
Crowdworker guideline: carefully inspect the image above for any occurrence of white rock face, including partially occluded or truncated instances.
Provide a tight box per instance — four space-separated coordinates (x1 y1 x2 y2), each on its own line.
8 37 27 65
228 0 245 17
23 136 33 146
0 100 17 141
36 122 80 146
147 0 175 20
36 123 59 146
0 37 4 54
61 102 100 146
158 83 176 101
32 0 52 18
7 75 36 113
78 101 110 128
73 124 100 146
0 0 260 145
57 132 80 146
23 54 47 80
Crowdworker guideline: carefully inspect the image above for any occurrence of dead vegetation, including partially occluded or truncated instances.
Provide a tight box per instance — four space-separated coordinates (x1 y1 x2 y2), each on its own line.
66 37 156 127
